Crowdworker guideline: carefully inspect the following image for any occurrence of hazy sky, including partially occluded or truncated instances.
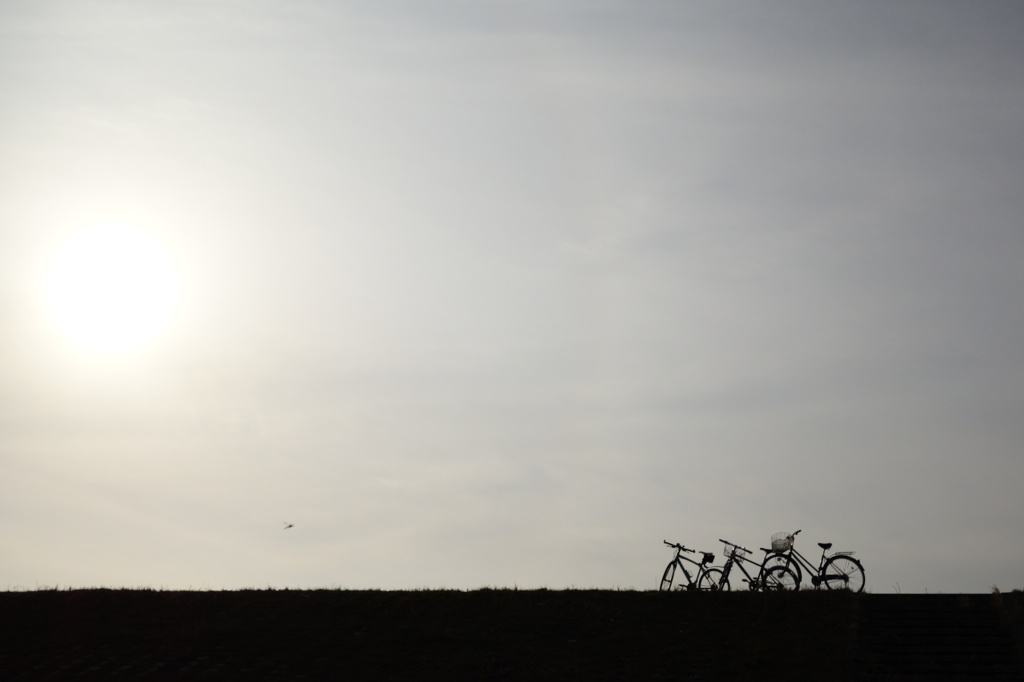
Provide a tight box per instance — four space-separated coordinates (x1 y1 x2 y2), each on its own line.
2 1 1023 593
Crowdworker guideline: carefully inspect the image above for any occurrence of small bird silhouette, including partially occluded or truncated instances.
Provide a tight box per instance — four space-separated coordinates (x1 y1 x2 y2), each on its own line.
283 522 294 530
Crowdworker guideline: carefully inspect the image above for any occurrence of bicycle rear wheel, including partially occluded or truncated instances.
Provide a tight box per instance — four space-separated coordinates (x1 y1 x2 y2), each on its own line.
761 565 800 591
820 555 865 593
697 568 729 591
660 561 678 591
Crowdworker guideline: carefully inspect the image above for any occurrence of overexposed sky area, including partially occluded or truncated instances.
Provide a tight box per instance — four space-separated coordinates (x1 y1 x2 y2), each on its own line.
2 1 1023 592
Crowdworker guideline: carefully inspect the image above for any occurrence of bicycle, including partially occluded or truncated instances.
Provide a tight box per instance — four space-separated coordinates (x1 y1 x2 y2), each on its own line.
659 541 725 591
763 530 866 592
714 539 800 591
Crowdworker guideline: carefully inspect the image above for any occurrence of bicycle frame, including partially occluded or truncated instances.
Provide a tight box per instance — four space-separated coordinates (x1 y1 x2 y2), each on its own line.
719 546 754 586
718 540 794 591
766 530 862 590
776 546 821 580
660 541 720 591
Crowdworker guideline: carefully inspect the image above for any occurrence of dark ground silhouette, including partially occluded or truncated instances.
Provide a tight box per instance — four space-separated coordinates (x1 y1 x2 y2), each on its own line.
1 589 1021 680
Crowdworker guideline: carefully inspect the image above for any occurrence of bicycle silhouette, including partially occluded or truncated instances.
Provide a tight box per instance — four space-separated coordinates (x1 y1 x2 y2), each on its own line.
763 530 866 592
714 539 799 591
659 541 724 591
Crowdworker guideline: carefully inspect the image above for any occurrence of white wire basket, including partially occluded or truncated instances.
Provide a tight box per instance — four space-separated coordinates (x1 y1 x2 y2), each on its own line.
771 532 793 552
724 542 749 558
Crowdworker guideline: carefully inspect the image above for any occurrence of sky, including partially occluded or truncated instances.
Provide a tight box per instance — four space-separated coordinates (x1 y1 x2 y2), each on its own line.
2 0 1023 593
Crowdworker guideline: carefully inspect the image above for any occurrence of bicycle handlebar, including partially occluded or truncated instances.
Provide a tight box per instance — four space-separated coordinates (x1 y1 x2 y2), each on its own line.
663 540 694 553
719 539 751 554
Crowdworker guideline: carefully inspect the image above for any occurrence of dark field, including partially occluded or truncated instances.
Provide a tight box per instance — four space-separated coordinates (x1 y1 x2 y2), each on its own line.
1 589 1021 680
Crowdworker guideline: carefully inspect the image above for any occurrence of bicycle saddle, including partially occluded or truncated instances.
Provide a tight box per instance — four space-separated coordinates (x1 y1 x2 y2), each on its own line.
818 542 832 550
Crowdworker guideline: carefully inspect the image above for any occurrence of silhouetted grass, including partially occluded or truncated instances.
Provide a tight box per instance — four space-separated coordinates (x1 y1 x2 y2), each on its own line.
1 588 1020 680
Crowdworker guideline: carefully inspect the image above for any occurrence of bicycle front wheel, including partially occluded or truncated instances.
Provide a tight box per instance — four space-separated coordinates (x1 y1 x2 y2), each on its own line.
760 553 802 586
821 555 865 593
660 561 678 591
761 565 800 591
697 568 729 591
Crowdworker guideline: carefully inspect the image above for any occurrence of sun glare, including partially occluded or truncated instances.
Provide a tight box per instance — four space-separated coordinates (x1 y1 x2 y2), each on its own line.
44 227 179 354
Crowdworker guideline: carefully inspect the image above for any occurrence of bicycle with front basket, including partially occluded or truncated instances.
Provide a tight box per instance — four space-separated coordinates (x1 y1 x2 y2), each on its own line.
659 541 725 591
762 530 866 592
713 539 800 591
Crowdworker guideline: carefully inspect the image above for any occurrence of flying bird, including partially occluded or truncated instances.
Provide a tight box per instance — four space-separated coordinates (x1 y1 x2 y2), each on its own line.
283 522 294 530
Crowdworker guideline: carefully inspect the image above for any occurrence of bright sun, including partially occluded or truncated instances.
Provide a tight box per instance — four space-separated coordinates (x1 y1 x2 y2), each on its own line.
44 227 179 354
